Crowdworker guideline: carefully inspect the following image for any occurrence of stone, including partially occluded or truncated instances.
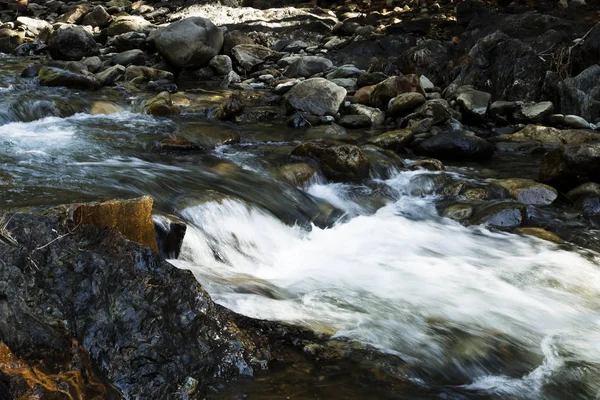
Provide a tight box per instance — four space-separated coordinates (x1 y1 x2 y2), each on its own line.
58 5 90 24
82 5 112 28
345 104 385 126
15 16 50 36
179 123 240 148
83 56 102 73
326 65 363 80
404 99 457 126
212 94 244 121
154 18 223 69
557 65 600 122
153 214 187 259
491 125 600 146
48 25 100 61
106 15 151 36
513 227 564 244
354 85 375 105
408 158 445 171
110 49 146 66
489 101 519 121
0 29 24 53
113 31 146 52
285 56 333 78
329 78 357 94
90 101 124 115
291 139 370 181
456 89 491 120
514 102 554 123
388 92 426 116
38 66 101 90
470 201 527 229
144 91 178 116
286 78 347 116
494 178 558 205
539 143 600 191
419 75 434 91
209 55 232 75
362 145 406 178
357 72 387 87
368 129 414 152
413 131 494 161
231 44 274 71
442 203 474 221
95 64 126 86
566 182 600 201
339 114 371 128
154 137 204 153
564 115 591 129
575 195 600 216
370 75 422 109
279 163 318 186
274 39 308 53
125 65 173 83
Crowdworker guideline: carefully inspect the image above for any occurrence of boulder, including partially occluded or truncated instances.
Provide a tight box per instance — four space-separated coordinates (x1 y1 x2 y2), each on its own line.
143 91 179 116
106 15 151 36
370 75 422 109
284 56 333 78
153 214 187 259
286 78 347 116
279 163 318 186
557 65 600 122
456 88 491 120
413 131 494 161
231 44 274 71
209 55 233 75
494 178 558 205
48 25 100 61
329 78 357 94
354 85 375 105
110 49 146 66
491 125 600 146
368 129 414 152
291 139 370 181
539 143 600 190
566 182 600 201
514 101 554 123
575 195 600 216
387 92 426 116
212 94 244 121
82 5 112 28
38 66 101 90
404 99 457 127
469 201 527 229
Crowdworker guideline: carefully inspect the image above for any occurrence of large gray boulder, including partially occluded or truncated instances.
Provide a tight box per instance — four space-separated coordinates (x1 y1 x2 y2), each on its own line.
48 25 100 61
557 65 600 122
154 17 223 69
285 78 347 116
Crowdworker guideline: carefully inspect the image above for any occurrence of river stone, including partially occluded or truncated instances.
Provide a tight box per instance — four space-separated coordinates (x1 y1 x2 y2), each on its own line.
154 17 222 69
557 65 600 122
82 5 112 28
279 163 318 186
345 104 385 126
125 65 173 83
285 78 347 116
179 122 240 148
489 101 519 120
470 201 526 229
114 31 146 52
494 178 558 205
231 44 274 71
491 125 600 146
58 4 90 24
155 137 204 153
354 85 375 105
83 56 102 72
153 214 187 259
369 75 422 109
0 29 24 53
564 115 591 129
143 91 179 116
408 158 445 171
514 101 554 123
413 131 494 161
48 25 100 61
291 139 370 181
285 56 333 78
329 78 357 94
575 195 600 216
110 49 146 66
388 92 426 116
404 99 456 126
362 145 406 178
95 64 126 86
209 55 232 75
456 88 491 120
212 94 244 121
38 66 101 90
106 15 151 36
539 143 600 190
442 203 474 221
339 114 371 128
326 65 363 80
15 16 50 36
357 71 388 87
90 101 124 115
566 182 600 201
513 227 564 244
368 129 414 152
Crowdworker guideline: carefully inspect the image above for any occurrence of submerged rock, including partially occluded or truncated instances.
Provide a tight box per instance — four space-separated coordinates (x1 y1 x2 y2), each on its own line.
469 201 527 229
494 178 558 205
368 129 414 152
38 66 101 90
291 139 370 181
279 163 319 186
539 143 600 191
513 227 564 244
144 91 179 116
413 131 494 161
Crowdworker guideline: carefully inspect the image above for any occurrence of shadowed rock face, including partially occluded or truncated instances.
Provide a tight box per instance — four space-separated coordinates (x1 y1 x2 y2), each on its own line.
0 213 271 399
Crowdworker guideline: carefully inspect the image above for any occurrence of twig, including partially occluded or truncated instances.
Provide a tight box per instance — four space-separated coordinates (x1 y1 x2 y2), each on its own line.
33 221 82 252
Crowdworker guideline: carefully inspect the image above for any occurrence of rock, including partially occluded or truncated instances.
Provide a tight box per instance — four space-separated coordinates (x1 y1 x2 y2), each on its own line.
388 92 426 116
154 18 223 69
83 56 102 73
357 72 387 87
231 44 274 71
557 65 600 122
329 78 357 94
354 85 375 105
470 201 527 229
113 31 146 52
408 158 445 171
279 163 318 186
144 91 179 116
513 227 564 244
209 55 232 75
82 5 112 28
539 143 600 190
95 64 126 86
106 15 151 36
212 94 244 121
291 139 370 181
404 99 457 127
566 182 600 201
153 214 187 259
456 89 491 120
48 25 100 61
564 115 591 129
286 78 347 116
90 101 124 115
274 39 308 53
362 145 406 178
38 66 101 90
222 30 255 55
494 178 558 205
58 5 90 24
368 129 414 152
274 80 299 94
155 137 204 153
489 101 519 121
514 102 554 123
110 49 146 66
326 65 363 80
125 65 173 83
370 75 422 109
413 131 494 161
339 114 371 128
345 104 384 126
575 195 600 216
15 16 50 36
179 123 240 148
442 203 474 221
285 56 333 78
491 125 600 146
147 80 177 93
420 75 434 91
0 29 24 54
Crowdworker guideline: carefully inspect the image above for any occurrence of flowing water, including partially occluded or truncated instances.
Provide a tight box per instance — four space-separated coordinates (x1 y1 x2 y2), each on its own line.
2 55 600 399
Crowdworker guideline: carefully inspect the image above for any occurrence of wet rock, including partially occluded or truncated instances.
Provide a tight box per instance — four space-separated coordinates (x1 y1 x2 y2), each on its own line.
356 71 387 87
557 65 600 122
95 64 126 86
442 203 474 221
279 163 318 186
388 92 426 116
82 5 112 28
153 214 187 259
58 4 90 24
291 139 370 181
180 122 240 148
110 49 146 66
274 79 299 94
286 78 346 116
575 195 600 216
82 56 102 73
470 201 527 229
155 137 204 154
329 78 357 94
285 56 333 78
564 115 591 129
354 84 375 105
489 101 518 121
38 66 101 90
407 158 445 171
514 101 554 123
209 54 232 75
222 30 255 55
404 99 457 127
154 17 222 69
368 129 414 152
113 31 146 52
339 114 371 128
126 65 173 83
413 131 494 161
326 65 363 80
491 125 600 146
345 104 384 126
0 29 24 53
362 145 406 178
212 94 244 121
90 101 124 115
287 112 321 128
274 39 308 53
494 178 558 205
370 75 422 109
15 16 49 36
106 15 151 36
566 182 600 201
456 88 491 120
513 227 564 244
143 91 179 116
231 44 274 71
48 25 100 61
539 143 600 191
